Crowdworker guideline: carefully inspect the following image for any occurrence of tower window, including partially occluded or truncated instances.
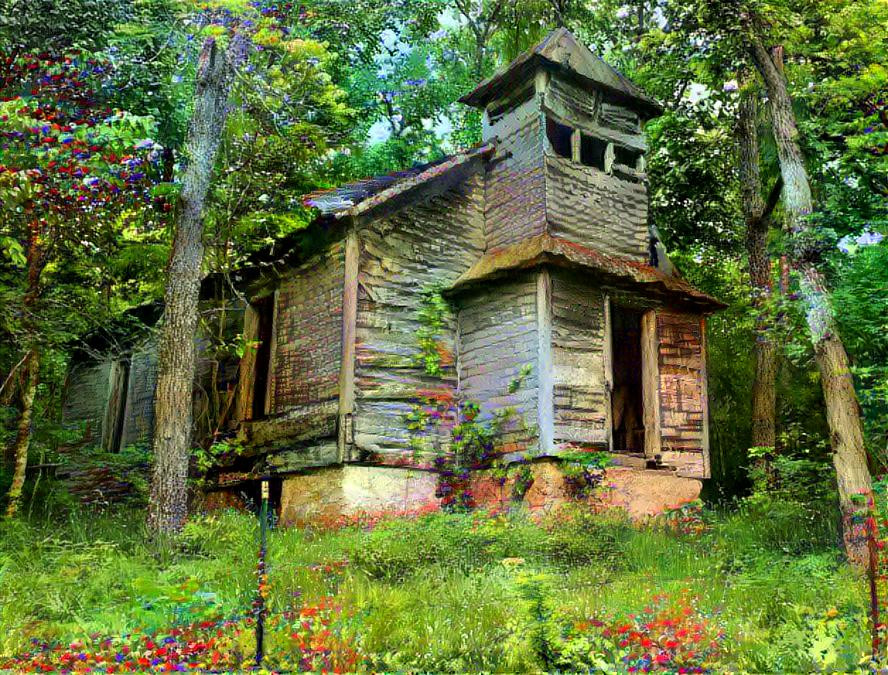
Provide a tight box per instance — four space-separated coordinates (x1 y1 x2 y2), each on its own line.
546 117 573 159
580 134 608 170
614 145 643 171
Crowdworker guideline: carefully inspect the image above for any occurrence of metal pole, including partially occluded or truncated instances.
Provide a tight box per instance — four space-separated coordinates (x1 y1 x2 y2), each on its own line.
255 478 269 668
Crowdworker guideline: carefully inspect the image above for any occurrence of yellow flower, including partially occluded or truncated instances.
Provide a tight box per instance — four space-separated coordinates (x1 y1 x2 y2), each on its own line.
501 557 525 568
825 607 839 619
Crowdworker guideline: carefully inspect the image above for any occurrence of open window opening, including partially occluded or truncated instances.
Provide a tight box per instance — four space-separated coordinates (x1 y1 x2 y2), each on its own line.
580 134 608 170
546 117 573 159
614 144 643 171
610 306 645 453
251 296 275 419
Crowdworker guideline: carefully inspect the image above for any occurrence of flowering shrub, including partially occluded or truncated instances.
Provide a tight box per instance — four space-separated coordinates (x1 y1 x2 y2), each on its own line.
559 593 726 673
1 598 363 673
658 499 707 537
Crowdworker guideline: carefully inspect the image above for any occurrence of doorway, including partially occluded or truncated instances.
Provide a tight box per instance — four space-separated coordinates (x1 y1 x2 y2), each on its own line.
610 306 645 453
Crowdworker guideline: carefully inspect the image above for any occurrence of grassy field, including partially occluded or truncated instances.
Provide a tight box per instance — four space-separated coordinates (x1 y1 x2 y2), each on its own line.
0 494 873 673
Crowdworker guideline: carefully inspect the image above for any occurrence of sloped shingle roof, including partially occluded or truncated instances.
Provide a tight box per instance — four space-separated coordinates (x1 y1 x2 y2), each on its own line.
448 233 724 311
460 27 662 118
303 143 495 218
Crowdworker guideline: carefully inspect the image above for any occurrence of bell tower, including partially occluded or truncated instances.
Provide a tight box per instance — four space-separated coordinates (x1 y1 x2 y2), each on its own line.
460 28 663 260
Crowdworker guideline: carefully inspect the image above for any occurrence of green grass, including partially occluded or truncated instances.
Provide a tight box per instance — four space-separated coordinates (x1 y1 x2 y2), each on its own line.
0 497 872 672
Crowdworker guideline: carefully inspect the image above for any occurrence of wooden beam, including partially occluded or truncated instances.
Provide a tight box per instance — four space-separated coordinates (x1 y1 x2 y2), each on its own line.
536 269 555 453
264 289 279 417
338 228 359 462
602 293 614 453
699 316 711 478
235 304 260 423
641 309 661 458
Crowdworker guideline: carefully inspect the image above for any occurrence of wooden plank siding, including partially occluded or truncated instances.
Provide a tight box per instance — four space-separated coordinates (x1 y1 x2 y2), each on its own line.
353 173 486 463
544 153 649 260
268 242 345 415
550 270 608 446
656 310 707 477
457 274 541 456
483 96 547 250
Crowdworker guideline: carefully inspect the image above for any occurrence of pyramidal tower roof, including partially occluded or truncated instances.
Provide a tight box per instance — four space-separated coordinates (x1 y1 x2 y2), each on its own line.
459 27 662 118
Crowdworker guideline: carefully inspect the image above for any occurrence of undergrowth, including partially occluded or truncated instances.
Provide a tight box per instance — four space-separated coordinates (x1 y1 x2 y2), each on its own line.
0 491 871 672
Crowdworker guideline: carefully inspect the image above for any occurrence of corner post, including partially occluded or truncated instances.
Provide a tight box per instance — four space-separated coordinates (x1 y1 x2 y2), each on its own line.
338 227 359 462
536 269 554 453
641 309 661 459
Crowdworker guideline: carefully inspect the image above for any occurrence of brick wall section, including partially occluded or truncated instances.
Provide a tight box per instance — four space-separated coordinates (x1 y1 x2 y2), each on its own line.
354 172 486 463
484 97 547 250
270 241 345 413
457 274 540 454
551 271 608 446
657 311 705 454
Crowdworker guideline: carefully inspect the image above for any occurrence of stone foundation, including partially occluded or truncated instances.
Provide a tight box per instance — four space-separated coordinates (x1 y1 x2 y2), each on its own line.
262 459 702 526
278 465 439 526
470 459 702 518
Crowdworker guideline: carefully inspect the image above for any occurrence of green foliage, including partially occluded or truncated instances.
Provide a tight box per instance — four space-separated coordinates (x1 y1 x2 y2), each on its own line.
414 283 449 377
0 496 870 669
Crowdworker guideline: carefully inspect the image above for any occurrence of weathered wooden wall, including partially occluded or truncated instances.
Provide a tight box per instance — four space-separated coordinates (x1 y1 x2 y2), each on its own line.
354 172 486 463
483 96 547 250
544 154 649 260
120 341 157 449
457 273 540 455
63 359 116 449
539 71 649 261
268 242 345 414
656 310 707 477
550 270 608 446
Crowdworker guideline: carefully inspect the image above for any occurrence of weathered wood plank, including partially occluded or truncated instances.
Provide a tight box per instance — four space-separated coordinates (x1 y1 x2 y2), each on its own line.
641 309 662 458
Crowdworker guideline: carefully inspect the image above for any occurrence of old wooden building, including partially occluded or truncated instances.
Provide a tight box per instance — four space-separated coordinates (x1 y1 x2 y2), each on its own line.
64 29 723 519
228 28 723 520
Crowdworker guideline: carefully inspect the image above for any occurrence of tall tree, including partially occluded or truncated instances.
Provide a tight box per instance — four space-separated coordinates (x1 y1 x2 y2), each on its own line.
148 31 247 534
748 30 873 563
736 84 779 455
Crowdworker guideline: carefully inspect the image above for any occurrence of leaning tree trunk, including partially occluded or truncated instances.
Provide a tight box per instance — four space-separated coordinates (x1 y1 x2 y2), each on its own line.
750 35 872 565
5 349 39 517
148 35 247 535
737 86 778 456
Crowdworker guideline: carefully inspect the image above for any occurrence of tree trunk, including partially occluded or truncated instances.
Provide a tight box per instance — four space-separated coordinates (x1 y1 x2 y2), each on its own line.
736 85 778 454
5 349 39 518
148 35 247 535
749 34 872 565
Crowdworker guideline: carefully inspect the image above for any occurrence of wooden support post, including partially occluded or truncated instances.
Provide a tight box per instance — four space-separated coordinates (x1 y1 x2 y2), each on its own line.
699 317 711 478
536 269 555 453
641 309 661 459
602 294 614 453
570 129 581 163
338 229 359 462
263 290 279 417
235 304 260 423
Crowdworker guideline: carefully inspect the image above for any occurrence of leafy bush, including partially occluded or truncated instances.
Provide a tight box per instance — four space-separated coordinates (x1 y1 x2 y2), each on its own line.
349 511 493 580
541 505 633 567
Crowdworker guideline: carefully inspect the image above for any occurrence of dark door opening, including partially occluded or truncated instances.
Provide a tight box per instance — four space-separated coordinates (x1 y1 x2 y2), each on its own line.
251 297 275 419
611 306 645 453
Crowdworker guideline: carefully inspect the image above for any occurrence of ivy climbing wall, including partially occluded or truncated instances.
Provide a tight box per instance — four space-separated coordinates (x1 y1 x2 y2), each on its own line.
353 171 486 463
456 273 540 456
